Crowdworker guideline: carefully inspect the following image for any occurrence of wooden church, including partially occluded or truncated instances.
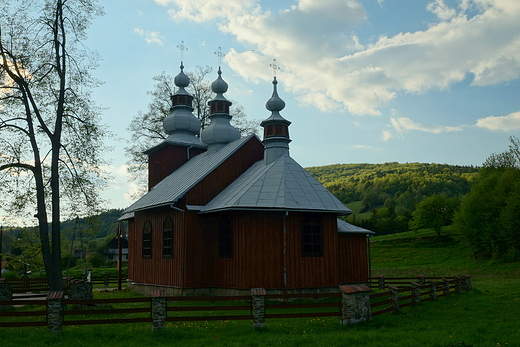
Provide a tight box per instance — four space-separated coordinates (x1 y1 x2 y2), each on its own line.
121 62 373 295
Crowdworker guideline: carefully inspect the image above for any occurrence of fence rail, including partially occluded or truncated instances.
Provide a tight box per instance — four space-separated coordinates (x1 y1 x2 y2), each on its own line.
0 275 472 332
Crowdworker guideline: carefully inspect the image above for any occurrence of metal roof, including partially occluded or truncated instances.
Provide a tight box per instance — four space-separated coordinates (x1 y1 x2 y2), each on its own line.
200 154 352 214
337 218 374 234
123 135 257 213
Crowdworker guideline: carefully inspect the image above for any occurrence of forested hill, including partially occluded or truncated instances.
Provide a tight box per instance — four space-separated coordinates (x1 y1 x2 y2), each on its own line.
306 162 480 233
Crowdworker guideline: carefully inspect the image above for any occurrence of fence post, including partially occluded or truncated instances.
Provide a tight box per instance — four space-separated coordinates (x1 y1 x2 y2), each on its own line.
455 277 463 294
251 288 266 329
47 291 63 333
378 275 385 290
388 285 399 313
104 273 109 287
428 280 437 301
418 274 425 286
463 275 472 291
151 290 166 331
0 279 12 310
339 285 372 325
442 278 451 297
411 282 421 305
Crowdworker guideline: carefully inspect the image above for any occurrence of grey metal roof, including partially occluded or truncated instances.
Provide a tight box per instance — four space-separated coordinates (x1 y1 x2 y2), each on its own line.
200 154 352 214
337 219 374 234
124 135 258 213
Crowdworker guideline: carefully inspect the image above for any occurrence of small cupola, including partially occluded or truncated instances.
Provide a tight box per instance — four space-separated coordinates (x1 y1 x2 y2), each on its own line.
200 67 241 154
261 76 291 165
162 62 202 139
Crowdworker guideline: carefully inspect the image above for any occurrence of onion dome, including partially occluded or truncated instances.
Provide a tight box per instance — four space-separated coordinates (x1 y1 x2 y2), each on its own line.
200 67 241 153
261 77 291 165
265 77 286 112
161 62 202 146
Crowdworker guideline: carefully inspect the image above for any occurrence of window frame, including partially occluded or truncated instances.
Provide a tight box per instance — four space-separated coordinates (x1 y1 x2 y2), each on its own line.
301 213 323 257
218 214 233 258
142 221 152 259
162 218 173 259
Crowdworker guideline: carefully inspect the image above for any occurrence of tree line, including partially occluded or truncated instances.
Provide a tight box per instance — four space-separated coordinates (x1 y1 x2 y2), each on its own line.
307 162 479 235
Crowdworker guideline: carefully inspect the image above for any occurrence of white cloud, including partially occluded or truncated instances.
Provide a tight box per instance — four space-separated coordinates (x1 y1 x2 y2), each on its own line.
476 111 520 131
352 144 382 150
133 27 164 45
381 130 393 141
158 0 520 115
390 117 464 134
427 0 457 20
155 0 257 22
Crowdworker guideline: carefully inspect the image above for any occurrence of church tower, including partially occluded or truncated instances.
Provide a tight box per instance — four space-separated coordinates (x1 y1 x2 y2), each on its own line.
144 62 207 190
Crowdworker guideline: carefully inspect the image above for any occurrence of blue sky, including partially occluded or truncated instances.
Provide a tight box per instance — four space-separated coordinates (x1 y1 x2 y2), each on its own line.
84 0 520 211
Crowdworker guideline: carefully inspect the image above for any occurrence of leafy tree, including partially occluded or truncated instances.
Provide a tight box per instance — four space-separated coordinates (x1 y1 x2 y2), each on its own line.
410 194 459 236
0 0 108 290
455 136 520 260
125 67 260 197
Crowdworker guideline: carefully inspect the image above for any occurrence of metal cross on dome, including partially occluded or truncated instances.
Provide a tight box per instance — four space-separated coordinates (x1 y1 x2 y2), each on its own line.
177 41 188 62
270 59 280 77
214 47 225 67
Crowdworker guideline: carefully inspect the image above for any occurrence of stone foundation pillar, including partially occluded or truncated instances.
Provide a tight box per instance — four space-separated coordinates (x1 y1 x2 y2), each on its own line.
455 277 463 294
69 281 93 300
428 280 437 301
411 282 421 305
388 285 400 313
251 288 266 328
378 275 385 290
151 290 166 331
0 280 13 310
47 292 63 333
463 275 472 291
442 278 451 297
339 285 372 325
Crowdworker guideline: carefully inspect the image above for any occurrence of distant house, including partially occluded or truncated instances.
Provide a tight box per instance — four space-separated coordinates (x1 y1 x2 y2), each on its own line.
121 63 374 295
106 234 128 262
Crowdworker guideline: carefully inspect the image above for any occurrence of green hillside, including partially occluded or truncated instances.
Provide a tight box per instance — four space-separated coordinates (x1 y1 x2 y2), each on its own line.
306 162 479 234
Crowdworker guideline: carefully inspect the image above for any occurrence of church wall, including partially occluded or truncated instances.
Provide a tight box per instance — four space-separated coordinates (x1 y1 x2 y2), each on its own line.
128 207 185 287
185 137 264 205
284 212 341 288
338 234 370 283
148 145 206 190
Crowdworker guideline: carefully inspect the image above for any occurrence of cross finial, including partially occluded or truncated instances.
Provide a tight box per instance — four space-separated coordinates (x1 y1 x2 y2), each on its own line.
214 46 225 67
269 59 280 77
177 41 188 62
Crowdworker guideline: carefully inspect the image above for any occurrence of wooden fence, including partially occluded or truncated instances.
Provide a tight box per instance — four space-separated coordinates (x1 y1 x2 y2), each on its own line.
0 275 471 331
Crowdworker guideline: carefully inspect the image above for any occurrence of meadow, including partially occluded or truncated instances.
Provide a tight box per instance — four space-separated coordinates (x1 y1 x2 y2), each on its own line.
1 228 519 347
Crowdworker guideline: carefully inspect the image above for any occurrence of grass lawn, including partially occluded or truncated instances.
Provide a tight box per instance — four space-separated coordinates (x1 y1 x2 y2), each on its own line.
1 228 519 347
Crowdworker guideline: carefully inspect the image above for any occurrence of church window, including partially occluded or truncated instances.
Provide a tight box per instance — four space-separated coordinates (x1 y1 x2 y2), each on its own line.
301 213 323 257
142 221 152 258
218 214 233 258
163 218 173 258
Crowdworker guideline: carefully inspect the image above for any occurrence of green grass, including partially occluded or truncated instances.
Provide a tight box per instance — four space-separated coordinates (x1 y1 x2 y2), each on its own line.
1 228 519 346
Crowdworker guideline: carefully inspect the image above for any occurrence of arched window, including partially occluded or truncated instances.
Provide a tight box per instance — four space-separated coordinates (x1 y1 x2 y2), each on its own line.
142 221 152 258
163 218 173 258
301 213 323 257
218 214 233 258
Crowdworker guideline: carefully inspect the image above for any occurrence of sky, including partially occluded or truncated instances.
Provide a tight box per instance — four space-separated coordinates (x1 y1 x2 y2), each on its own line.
82 0 520 212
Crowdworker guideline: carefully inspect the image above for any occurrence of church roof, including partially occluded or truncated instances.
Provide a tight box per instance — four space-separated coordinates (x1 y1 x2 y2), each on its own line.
337 219 374 235
124 135 258 213
200 154 351 214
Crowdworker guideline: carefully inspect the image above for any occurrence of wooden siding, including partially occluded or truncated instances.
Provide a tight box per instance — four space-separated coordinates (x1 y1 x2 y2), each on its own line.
129 207 185 287
185 136 264 205
182 211 342 290
338 234 370 283
148 145 206 190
